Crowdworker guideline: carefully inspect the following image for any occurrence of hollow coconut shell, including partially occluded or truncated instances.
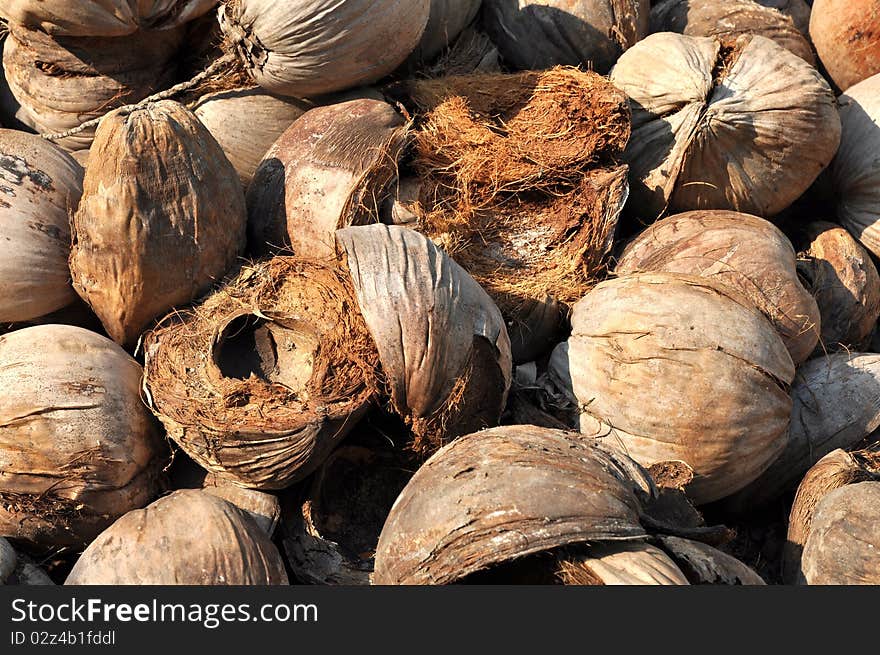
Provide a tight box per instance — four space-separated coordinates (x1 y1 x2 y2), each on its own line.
810 0 880 92
412 0 483 62
0 129 82 323
218 0 431 98
70 100 247 348
0 325 165 548
143 224 511 489
616 210 820 365
547 272 795 505
372 425 656 585
610 32 840 219
66 490 289 585
650 0 815 64
480 0 650 74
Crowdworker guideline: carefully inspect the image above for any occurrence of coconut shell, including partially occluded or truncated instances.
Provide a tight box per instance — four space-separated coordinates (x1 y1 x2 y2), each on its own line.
560 542 690 585
66 490 289 585
70 100 247 347
548 272 795 505
0 129 82 323
656 536 765 585
0 325 165 548
610 32 840 219
413 0 482 62
810 0 880 92
201 474 280 536
650 0 815 64
219 0 431 98
247 99 408 258
481 0 650 74
797 222 880 352
372 425 656 585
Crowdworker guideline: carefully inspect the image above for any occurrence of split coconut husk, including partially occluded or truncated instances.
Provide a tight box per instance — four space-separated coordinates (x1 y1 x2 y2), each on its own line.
143 224 511 489
795 221 880 353
201 473 280 536
726 353 880 511
480 0 650 74
0 325 165 549
616 210 820 365
411 0 482 63
650 0 815 64
655 535 766 585
610 32 840 219
69 100 247 347
2 23 184 152
0 129 83 323
810 0 880 92
785 448 880 584
246 98 408 258
65 490 289 585
548 272 795 505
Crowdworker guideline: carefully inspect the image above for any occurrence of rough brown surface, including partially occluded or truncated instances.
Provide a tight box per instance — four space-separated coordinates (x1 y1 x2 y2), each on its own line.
810 0 880 92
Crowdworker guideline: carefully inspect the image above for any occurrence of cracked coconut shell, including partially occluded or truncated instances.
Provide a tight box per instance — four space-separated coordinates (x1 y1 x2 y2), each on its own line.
610 32 840 219
810 0 880 92
0 325 165 548
548 272 795 505
66 490 289 585
0 129 82 323
69 100 247 347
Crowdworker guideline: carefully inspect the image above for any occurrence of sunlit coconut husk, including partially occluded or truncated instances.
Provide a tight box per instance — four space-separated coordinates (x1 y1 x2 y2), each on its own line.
201 473 280 536
810 0 880 92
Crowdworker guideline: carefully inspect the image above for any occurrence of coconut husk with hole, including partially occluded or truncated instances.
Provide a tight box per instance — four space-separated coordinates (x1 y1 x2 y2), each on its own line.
650 0 815 64
610 32 840 219
784 448 880 583
65 490 289 585
0 129 82 323
481 0 650 74
616 210 820 365
0 325 166 549
548 272 795 505
810 0 880 92
2 23 184 152
795 221 880 353
246 98 408 257
410 0 482 63
655 535 766 585
69 100 247 347
201 473 280 536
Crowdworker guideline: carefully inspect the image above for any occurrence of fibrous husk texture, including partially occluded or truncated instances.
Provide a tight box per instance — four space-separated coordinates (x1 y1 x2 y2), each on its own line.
656 535 766 585
810 0 880 92
219 0 431 97
2 24 184 152
413 0 482 62
372 425 656 585
480 0 650 74
70 100 247 347
0 0 218 37
650 0 815 64
247 99 408 258
0 129 82 323
0 325 165 548
616 210 820 365
556 542 690 585
548 273 795 505
65 490 289 585
610 32 840 219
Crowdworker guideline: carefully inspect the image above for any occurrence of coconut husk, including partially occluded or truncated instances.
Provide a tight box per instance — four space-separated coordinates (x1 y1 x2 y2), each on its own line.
611 32 840 219
616 210 820 365
0 541 54 585
409 0 482 63
66 490 289 585
796 221 880 353
70 100 247 347
650 0 815 64
556 542 690 585
0 537 15 582
655 535 766 585
757 0 811 35
548 272 795 505
417 25 501 79
0 325 166 549
0 129 82 323
201 473 280 536
481 0 650 74
810 0 880 92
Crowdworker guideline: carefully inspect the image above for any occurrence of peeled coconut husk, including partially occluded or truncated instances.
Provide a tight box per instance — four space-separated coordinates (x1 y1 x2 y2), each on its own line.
610 32 840 219
785 448 880 584
655 535 766 585
372 425 658 585
481 0 650 74
548 272 795 505
650 0 815 64
70 100 246 347
66 490 289 585
0 325 165 549
143 224 511 489
796 221 880 352
726 353 880 512
810 0 880 92
0 129 82 323
201 473 280 536
246 98 408 257
411 0 482 62
2 24 184 152
616 210 820 365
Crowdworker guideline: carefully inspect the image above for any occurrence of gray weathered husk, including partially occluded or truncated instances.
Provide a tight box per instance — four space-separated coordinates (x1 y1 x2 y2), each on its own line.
657 535 766 585
412 0 482 62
